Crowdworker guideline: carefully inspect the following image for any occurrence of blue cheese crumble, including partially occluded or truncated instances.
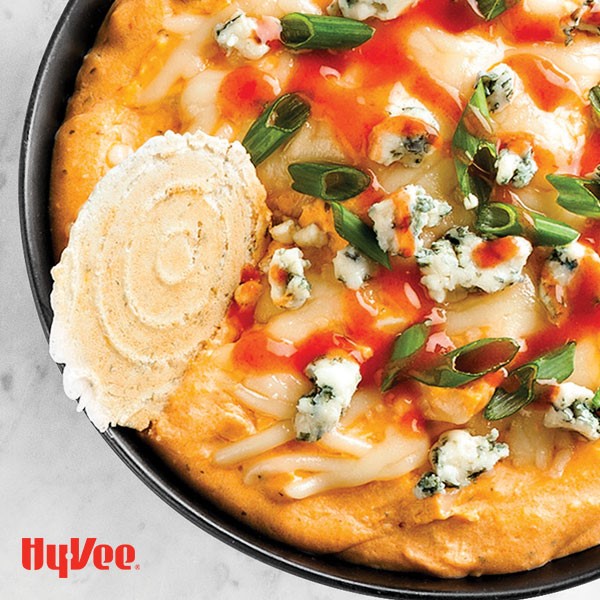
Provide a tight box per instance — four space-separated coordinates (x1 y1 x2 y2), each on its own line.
270 221 328 248
544 382 600 441
564 1 600 43
539 242 586 321
214 11 271 60
495 146 538 188
270 219 298 244
293 223 328 248
332 0 417 21
415 429 509 498
368 185 451 257
333 245 373 290
294 356 362 442
543 242 585 287
478 64 516 114
268 247 311 310
368 86 440 167
386 85 440 126
416 227 532 303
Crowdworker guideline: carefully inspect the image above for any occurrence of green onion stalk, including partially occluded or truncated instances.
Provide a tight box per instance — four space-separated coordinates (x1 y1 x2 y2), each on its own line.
280 13 374 50
242 93 311 165
476 202 579 247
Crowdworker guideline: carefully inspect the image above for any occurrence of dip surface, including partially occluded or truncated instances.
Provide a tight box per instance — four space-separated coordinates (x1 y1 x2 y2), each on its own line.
50 0 600 577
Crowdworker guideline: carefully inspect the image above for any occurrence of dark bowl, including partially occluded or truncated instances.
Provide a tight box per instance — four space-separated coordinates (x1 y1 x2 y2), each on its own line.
19 0 600 597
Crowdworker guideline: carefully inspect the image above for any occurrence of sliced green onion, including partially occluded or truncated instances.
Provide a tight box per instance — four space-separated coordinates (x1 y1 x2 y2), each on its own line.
453 80 493 157
476 202 579 246
452 81 493 161
531 341 576 382
452 79 497 205
547 173 600 218
381 322 430 392
590 85 600 127
409 337 519 388
468 0 512 20
288 162 371 201
484 364 538 420
528 213 580 246
476 203 521 237
591 388 600 411
280 13 374 50
242 93 310 165
330 203 391 269
484 342 576 420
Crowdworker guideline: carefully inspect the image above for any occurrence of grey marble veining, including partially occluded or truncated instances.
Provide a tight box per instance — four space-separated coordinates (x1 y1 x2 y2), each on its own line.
1 1 599 598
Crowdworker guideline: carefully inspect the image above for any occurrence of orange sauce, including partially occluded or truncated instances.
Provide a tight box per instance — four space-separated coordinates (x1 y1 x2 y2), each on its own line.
499 3 563 44
399 406 427 434
240 264 262 282
504 54 581 112
291 331 366 371
231 329 297 373
472 237 519 269
411 0 484 34
580 128 600 177
226 265 263 333
347 177 387 218
231 328 365 374
232 263 432 382
522 259 600 361
498 134 558 176
582 219 600 254
218 66 278 120
227 301 256 333
282 8 464 156
287 51 391 156
354 19 463 121
344 263 433 383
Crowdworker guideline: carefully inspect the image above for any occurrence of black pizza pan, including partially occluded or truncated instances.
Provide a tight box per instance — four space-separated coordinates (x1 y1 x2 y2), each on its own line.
19 0 600 596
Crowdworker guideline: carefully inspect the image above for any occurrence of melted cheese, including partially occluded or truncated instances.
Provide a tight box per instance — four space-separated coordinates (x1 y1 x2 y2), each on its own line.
244 426 429 499
137 8 233 105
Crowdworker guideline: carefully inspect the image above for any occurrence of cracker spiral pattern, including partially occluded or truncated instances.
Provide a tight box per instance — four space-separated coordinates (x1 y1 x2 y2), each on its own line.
50 131 269 431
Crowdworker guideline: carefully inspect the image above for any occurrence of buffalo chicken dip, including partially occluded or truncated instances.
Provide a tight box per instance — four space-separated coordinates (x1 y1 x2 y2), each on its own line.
49 0 600 577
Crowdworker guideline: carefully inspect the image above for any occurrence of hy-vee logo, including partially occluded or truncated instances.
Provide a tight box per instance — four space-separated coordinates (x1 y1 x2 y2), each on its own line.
22 537 137 578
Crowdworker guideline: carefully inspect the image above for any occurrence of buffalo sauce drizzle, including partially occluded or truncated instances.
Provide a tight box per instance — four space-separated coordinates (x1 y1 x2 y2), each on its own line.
226 265 262 332
498 2 564 44
580 127 600 177
521 258 600 362
218 66 279 120
215 0 591 165
231 262 434 433
232 262 432 382
217 0 484 155
215 0 591 168
343 262 434 383
472 237 519 269
284 13 464 156
504 54 582 112
220 1 598 423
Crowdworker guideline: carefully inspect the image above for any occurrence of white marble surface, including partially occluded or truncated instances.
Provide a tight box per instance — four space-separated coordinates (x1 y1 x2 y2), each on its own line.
1 1 599 598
